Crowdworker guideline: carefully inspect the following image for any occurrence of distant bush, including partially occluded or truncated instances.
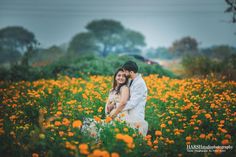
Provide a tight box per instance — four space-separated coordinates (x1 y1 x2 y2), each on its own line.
43 54 175 79
181 54 236 80
0 54 176 81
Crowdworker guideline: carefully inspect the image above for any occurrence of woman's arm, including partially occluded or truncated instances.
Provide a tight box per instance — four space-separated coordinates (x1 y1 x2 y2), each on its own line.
110 86 129 118
105 98 109 114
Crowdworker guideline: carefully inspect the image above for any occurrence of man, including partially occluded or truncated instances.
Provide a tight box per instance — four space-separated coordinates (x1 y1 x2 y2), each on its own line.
121 60 148 136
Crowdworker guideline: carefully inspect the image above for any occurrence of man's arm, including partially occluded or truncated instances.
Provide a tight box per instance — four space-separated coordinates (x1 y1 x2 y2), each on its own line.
122 82 147 111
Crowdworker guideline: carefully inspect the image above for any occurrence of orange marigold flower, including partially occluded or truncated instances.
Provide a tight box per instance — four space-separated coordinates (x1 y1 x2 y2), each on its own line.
72 120 82 128
94 116 101 122
116 133 123 140
105 116 112 123
54 121 61 127
215 148 222 155
220 120 225 124
205 113 211 119
82 94 88 99
155 130 162 136
111 152 120 157
79 143 88 150
32 153 39 157
221 139 229 145
186 136 192 141
62 118 70 126
199 134 205 139
68 132 74 137
219 128 227 133
225 134 231 139
123 135 133 144
92 149 103 156
59 131 64 137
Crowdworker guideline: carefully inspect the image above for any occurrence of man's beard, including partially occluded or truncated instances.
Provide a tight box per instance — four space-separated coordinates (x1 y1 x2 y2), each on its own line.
126 73 131 78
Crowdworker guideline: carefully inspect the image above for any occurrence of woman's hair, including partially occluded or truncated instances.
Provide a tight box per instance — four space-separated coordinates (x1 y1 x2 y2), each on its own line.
112 68 128 94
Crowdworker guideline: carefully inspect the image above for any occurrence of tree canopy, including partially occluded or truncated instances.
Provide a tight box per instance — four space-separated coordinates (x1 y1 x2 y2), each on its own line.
169 36 198 56
68 19 146 57
68 32 98 56
0 26 37 64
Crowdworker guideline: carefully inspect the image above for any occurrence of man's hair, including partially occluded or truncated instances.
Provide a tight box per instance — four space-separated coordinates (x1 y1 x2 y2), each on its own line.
122 60 138 73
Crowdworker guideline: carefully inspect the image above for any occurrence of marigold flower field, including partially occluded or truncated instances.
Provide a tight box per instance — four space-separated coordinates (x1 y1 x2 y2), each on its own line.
0 75 235 157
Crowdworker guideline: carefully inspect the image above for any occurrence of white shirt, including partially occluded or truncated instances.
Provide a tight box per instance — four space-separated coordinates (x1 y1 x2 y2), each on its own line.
123 73 148 122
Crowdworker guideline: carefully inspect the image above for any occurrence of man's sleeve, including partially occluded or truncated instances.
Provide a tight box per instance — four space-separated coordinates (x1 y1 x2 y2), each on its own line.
122 82 146 111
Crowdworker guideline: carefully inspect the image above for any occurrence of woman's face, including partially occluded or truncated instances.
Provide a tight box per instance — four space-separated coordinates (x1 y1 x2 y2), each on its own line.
115 71 126 85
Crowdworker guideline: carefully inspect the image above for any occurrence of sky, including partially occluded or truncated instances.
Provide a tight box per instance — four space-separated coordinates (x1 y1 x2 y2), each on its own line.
0 0 235 49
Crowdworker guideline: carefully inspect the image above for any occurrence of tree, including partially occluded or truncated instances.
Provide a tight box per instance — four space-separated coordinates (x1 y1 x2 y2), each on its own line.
205 45 235 59
0 26 38 65
68 32 98 57
86 19 125 57
86 19 146 56
0 47 21 64
118 29 146 53
31 45 65 66
225 0 236 23
169 36 199 57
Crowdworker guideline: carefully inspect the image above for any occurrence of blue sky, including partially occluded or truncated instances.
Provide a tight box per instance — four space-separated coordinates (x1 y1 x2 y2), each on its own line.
0 0 235 48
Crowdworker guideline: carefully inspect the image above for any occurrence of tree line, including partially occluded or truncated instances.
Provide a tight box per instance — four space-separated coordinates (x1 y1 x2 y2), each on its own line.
0 19 146 66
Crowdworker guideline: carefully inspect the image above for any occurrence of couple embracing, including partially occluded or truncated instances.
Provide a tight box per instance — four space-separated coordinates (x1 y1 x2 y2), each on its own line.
105 61 148 136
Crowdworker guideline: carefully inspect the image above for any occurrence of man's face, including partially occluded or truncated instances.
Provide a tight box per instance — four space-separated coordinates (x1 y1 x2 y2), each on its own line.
124 70 131 78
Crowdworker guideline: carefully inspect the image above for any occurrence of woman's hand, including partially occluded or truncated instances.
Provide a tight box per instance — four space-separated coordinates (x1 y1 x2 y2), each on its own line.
107 105 114 113
107 101 116 113
109 110 117 119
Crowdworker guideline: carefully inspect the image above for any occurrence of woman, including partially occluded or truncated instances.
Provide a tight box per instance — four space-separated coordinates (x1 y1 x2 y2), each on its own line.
105 68 129 120
105 68 148 136
82 68 129 138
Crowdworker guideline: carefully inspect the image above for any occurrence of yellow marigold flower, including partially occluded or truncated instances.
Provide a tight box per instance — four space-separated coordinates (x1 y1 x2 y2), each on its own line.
72 120 82 128
55 111 62 116
123 128 128 132
160 123 166 128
